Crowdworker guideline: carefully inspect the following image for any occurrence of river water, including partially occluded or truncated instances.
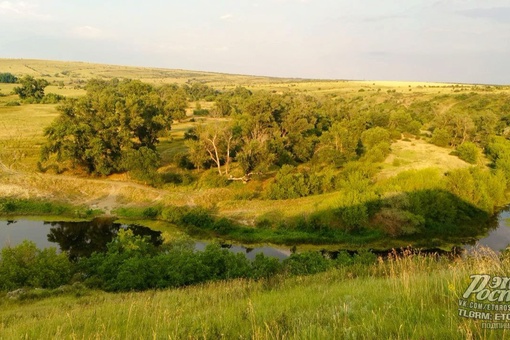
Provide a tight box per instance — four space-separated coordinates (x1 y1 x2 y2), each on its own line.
1 207 510 259
0 218 291 260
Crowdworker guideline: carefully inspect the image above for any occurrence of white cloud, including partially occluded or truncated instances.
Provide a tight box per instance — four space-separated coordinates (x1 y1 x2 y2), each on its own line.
220 13 233 20
0 1 48 19
72 26 104 40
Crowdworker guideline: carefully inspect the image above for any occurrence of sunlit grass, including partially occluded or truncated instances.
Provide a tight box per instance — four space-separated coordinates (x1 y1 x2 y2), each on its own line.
1 248 508 339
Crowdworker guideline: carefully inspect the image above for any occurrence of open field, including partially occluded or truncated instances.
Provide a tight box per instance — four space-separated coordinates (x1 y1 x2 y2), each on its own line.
3 58 509 96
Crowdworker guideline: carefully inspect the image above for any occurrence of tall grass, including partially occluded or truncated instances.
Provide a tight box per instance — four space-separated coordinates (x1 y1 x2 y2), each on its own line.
1 247 508 339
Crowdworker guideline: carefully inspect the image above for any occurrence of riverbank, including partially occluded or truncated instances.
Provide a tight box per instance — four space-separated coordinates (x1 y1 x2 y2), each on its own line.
1 246 506 339
0 196 503 253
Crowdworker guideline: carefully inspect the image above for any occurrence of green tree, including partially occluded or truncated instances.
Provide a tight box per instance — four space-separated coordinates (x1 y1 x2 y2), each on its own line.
122 147 161 185
13 75 49 102
456 142 479 164
0 72 17 83
41 79 173 175
0 241 72 290
159 84 188 121
430 128 451 147
361 127 391 150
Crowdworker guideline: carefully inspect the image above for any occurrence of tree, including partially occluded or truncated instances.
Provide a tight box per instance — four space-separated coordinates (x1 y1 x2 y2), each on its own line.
0 72 17 83
41 78 174 175
159 84 188 121
315 121 359 166
456 142 479 164
361 127 391 150
186 122 238 175
13 75 49 102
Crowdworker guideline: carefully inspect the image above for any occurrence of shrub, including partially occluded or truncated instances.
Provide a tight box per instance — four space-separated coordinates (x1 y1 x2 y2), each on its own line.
40 93 65 104
251 253 282 279
0 72 17 83
181 207 215 229
456 142 479 164
198 169 229 188
122 147 162 186
372 208 424 236
142 206 161 219
0 241 72 290
5 100 20 106
267 165 324 199
283 252 331 276
431 128 450 147
340 204 368 230
161 206 188 224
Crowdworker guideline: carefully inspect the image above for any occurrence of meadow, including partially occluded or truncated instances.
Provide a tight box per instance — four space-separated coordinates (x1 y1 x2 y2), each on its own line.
1 246 508 339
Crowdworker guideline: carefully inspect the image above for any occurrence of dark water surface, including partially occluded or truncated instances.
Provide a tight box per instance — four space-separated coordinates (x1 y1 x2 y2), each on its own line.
2 207 510 259
463 207 510 253
0 218 291 260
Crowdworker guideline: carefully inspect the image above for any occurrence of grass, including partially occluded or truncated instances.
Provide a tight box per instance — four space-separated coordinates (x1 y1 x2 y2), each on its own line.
379 138 473 179
0 197 101 220
1 247 508 339
0 103 58 172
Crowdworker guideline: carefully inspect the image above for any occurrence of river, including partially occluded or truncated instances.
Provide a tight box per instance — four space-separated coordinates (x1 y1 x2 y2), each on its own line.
0 218 291 260
2 207 510 259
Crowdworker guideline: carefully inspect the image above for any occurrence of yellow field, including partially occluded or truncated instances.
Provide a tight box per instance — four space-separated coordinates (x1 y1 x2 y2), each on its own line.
4 58 507 97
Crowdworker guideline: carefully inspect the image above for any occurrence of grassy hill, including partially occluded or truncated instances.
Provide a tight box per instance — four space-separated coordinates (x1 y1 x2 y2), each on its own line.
1 247 506 339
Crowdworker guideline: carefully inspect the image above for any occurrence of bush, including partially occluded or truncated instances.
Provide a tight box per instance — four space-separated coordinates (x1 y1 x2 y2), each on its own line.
283 252 331 276
431 128 450 147
193 109 210 116
0 241 72 290
40 93 65 104
0 72 17 83
267 165 325 199
251 253 282 279
456 142 479 164
142 206 161 219
161 206 188 224
181 207 215 229
198 169 229 188
340 204 368 230
199 244 251 280
122 147 162 186
372 208 424 236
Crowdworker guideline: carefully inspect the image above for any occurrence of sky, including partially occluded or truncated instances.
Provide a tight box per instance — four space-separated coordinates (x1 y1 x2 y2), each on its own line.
0 0 509 84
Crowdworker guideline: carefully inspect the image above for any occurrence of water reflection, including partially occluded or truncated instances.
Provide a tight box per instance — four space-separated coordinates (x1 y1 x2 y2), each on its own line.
0 218 289 260
45 218 163 260
463 207 510 253
3 206 510 260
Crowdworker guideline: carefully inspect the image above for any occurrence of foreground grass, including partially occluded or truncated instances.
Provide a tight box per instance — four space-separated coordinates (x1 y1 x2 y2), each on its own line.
1 249 508 339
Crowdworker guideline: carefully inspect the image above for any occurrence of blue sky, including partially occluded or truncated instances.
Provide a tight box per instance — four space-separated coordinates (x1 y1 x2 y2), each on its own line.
0 0 509 84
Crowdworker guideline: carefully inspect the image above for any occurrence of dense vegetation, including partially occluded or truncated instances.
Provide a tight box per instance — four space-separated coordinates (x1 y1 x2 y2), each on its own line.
0 72 17 83
2 240 510 339
0 230 376 292
9 76 505 246
40 79 187 178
